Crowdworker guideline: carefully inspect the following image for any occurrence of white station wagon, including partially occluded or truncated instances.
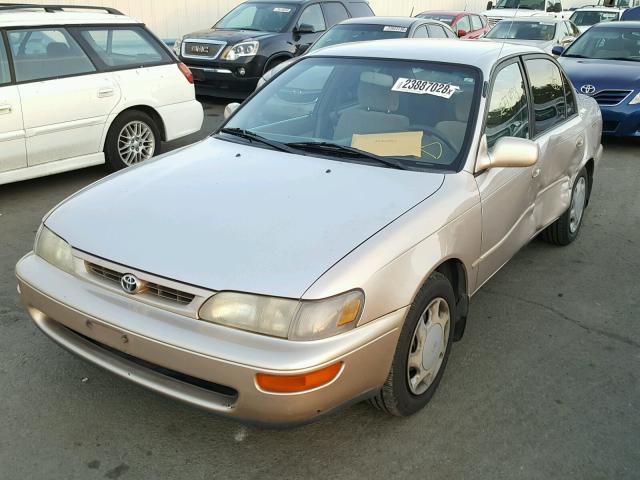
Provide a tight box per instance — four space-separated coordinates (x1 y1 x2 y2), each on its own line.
0 4 203 185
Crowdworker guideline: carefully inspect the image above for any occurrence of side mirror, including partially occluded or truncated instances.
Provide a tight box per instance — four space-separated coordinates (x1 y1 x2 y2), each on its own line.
223 102 241 120
475 135 539 173
551 45 565 56
295 23 315 34
296 43 311 55
457 29 468 37
486 1 493 10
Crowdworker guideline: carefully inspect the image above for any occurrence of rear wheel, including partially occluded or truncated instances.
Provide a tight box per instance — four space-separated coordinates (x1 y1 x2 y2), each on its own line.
541 168 588 246
370 272 454 416
105 110 160 171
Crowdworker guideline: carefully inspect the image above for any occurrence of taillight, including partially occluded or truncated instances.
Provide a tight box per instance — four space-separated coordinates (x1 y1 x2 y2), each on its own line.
178 63 193 84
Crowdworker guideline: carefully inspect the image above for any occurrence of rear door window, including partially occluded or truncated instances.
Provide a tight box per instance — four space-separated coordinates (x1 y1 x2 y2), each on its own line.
427 25 447 38
322 2 350 27
525 58 567 135
471 15 483 31
7 28 95 82
0 36 10 84
77 27 170 68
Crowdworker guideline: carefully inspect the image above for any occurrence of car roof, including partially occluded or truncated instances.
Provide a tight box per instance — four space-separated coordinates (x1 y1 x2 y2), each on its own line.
339 16 432 27
0 10 139 28
496 16 565 23
418 11 470 16
571 6 626 11
589 20 640 27
306 38 542 74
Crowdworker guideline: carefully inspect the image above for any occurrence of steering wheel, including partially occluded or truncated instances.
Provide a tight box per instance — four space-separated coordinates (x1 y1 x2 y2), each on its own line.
419 126 458 158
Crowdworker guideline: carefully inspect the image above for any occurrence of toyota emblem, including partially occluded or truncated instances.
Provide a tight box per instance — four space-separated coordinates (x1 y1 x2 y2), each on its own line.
580 84 596 95
120 274 141 294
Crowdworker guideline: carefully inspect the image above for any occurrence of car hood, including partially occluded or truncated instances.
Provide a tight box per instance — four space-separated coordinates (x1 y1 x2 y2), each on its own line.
46 138 445 299
493 38 553 51
559 57 640 89
183 28 278 44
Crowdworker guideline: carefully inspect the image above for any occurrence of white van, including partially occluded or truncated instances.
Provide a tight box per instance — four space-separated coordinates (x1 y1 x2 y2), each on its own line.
0 4 203 185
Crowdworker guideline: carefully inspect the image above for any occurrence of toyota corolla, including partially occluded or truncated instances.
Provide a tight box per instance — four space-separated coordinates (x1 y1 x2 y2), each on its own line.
17 40 602 426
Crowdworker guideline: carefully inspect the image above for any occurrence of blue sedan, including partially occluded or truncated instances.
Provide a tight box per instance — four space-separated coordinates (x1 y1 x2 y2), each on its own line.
554 22 640 137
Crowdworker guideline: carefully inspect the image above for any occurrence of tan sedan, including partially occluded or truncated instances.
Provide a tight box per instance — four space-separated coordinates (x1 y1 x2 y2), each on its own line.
17 39 602 425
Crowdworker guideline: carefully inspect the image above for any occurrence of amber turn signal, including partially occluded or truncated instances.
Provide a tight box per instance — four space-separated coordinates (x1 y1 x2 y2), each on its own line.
256 362 343 393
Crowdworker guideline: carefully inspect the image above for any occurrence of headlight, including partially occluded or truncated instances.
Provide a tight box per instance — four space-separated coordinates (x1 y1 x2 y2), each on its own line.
173 38 183 56
34 226 74 274
629 92 640 105
223 41 259 61
199 290 364 340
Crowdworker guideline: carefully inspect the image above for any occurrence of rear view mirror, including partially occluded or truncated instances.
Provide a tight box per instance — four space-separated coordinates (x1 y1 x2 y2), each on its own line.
486 1 493 10
475 135 539 173
551 45 565 56
224 102 241 120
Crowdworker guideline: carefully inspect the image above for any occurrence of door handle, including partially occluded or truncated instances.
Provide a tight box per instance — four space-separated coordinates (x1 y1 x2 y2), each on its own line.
532 167 541 178
0 103 12 115
98 87 115 98
576 137 584 149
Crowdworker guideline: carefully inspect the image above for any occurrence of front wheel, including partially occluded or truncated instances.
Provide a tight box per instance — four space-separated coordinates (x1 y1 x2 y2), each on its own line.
370 272 454 416
541 168 589 246
105 110 160 171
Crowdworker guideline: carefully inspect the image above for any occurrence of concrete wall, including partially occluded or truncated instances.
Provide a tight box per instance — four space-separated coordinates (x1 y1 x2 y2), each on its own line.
27 0 490 38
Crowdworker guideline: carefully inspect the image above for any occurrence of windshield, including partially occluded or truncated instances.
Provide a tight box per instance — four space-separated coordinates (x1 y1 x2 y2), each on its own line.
563 26 640 60
494 0 546 9
309 24 409 53
214 2 298 32
220 57 479 171
569 10 620 26
485 20 556 40
417 14 456 25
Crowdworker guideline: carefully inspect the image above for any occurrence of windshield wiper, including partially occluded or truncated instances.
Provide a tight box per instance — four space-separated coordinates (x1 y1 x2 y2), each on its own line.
286 141 409 170
563 53 587 58
605 57 640 62
218 128 300 154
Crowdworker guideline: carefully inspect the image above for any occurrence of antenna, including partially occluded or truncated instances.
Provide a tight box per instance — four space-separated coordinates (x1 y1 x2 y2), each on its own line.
496 3 519 61
410 6 415 16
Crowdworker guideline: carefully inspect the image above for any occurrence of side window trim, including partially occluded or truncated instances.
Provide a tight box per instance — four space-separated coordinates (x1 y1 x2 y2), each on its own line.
6 26 98 85
0 29 16 85
483 56 532 147
561 70 578 119
522 53 571 138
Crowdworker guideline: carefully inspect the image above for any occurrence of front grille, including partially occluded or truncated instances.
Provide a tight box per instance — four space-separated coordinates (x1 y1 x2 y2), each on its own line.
602 120 619 132
182 41 224 59
592 90 632 106
86 262 196 305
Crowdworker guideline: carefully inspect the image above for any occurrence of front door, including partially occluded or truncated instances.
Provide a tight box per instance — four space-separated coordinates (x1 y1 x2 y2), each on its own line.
0 34 26 174
7 27 120 166
475 59 539 287
294 3 326 54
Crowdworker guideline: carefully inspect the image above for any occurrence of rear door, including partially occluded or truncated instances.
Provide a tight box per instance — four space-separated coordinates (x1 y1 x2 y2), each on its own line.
0 31 27 174
523 56 585 230
8 27 121 166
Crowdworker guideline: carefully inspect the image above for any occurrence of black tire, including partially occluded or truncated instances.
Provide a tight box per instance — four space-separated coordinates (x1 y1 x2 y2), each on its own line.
370 272 455 416
104 110 161 171
541 168 589 246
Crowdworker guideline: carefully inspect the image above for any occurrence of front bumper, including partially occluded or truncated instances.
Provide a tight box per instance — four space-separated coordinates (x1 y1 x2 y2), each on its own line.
600 104 640 137
186 64 260 98
16 253 404 426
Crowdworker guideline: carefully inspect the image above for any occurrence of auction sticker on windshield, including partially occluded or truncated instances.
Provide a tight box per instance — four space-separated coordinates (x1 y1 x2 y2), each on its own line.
392 78 460 99
383 26 408 32
274 7 291 12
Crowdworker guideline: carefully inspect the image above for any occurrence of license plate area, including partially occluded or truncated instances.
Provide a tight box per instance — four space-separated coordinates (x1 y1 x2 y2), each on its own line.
84 318 133 354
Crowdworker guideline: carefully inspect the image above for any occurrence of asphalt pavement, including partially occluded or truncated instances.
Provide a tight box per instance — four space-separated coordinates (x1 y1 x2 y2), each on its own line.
0 99 638 480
